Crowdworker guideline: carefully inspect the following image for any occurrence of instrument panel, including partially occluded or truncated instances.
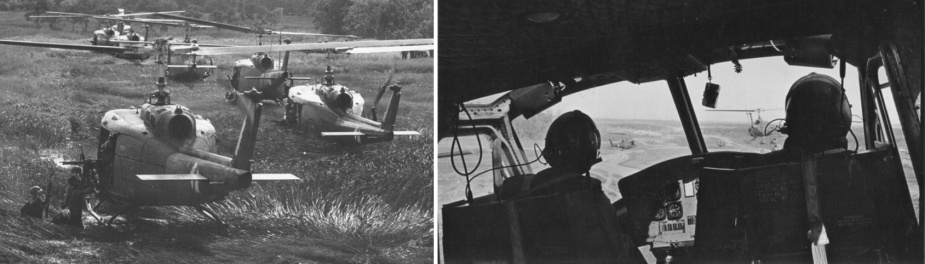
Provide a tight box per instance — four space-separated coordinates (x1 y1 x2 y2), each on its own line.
647 179 698 249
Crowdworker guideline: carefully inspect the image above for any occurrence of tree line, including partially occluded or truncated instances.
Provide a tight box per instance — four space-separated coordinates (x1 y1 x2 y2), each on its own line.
1 0 433 39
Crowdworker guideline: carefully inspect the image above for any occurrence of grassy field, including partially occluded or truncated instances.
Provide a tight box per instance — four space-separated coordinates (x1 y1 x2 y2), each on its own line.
0 11 433 263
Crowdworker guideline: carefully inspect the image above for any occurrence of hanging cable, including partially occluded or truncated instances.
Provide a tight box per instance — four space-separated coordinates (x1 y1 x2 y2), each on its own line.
838 59 859 152
533 143 547 165
707 63 712 83
449 102 483 203
467 149 546 184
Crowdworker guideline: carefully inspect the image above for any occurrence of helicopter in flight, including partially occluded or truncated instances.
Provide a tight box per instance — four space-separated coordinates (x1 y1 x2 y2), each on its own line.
62 83 298 225
706 108 782 140
186 39 433 145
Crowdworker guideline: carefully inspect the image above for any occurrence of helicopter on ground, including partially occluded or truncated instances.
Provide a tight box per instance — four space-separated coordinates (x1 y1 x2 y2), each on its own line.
185 39 433 145
1 9 221 66
284 65 421 144
438 0 922 263
31 9 192 46
610 139 636 150
0 37 223 81
608 132 636 150
61 86 298 225
706 108 782 140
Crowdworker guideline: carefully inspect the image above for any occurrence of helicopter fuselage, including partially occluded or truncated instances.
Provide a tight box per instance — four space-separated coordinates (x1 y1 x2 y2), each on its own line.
229 54 288 101
97 104 252 206
288 83 404 144
163 54 215 81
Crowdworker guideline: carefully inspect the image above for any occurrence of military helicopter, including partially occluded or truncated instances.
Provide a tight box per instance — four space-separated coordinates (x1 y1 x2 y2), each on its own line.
706 108 782 140
0 9 219 64
187 39 432 102
62 82 298 225
0 34 229 81
438 0 922 263
185 40 432 145
610 139 636 150
284 65 421 144
608 132 636 150
32 9 189 46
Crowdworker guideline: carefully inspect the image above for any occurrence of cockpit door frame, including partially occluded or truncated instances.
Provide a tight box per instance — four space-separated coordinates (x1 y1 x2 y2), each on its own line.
667 74 708 155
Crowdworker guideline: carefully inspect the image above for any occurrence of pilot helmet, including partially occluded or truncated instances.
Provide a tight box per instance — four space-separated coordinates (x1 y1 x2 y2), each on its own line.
542 110 601 172
782 73 851 152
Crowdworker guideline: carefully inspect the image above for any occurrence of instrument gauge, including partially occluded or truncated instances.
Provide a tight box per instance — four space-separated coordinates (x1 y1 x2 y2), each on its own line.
654 207 667 221
667 202 683 220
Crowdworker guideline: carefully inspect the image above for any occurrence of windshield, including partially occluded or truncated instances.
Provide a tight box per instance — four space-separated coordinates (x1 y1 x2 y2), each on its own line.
439 56 917 209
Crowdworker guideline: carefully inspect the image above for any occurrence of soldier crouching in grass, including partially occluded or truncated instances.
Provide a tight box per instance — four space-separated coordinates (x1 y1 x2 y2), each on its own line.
53 168 94 228
20 186 46 219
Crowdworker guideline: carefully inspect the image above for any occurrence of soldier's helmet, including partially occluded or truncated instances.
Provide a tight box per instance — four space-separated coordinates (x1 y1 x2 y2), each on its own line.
324 66 335 85
29 186 42 196
542 110 601 172
155 77 167 87
782 73 851 152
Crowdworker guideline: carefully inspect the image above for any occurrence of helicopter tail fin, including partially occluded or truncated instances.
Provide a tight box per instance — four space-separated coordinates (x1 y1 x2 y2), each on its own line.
226 90 263 171
380 85 402 132
281 51 289 72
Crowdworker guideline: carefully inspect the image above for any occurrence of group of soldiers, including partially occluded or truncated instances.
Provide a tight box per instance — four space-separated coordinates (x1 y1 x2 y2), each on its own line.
19 167 95 228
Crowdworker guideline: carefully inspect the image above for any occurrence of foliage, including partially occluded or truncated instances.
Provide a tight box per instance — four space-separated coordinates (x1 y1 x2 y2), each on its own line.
312 0 432 39
9 0 431 38
310 0 353 35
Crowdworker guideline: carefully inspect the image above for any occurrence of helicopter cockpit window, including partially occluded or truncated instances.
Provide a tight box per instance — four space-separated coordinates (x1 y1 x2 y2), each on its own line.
438 135 499 203
874 67 920 206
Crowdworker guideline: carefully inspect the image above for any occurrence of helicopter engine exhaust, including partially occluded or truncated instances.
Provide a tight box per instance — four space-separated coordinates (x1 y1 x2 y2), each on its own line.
325 88 354 112
147 105 197 143
250 53 274 71
168 115 193 139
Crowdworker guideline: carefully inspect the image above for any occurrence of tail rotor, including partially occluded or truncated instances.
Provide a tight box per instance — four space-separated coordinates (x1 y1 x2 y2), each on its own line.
371 61 396 121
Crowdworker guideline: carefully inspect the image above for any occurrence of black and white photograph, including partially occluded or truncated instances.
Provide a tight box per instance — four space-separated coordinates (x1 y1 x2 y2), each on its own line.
0 0 434 262
438 1 923 263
